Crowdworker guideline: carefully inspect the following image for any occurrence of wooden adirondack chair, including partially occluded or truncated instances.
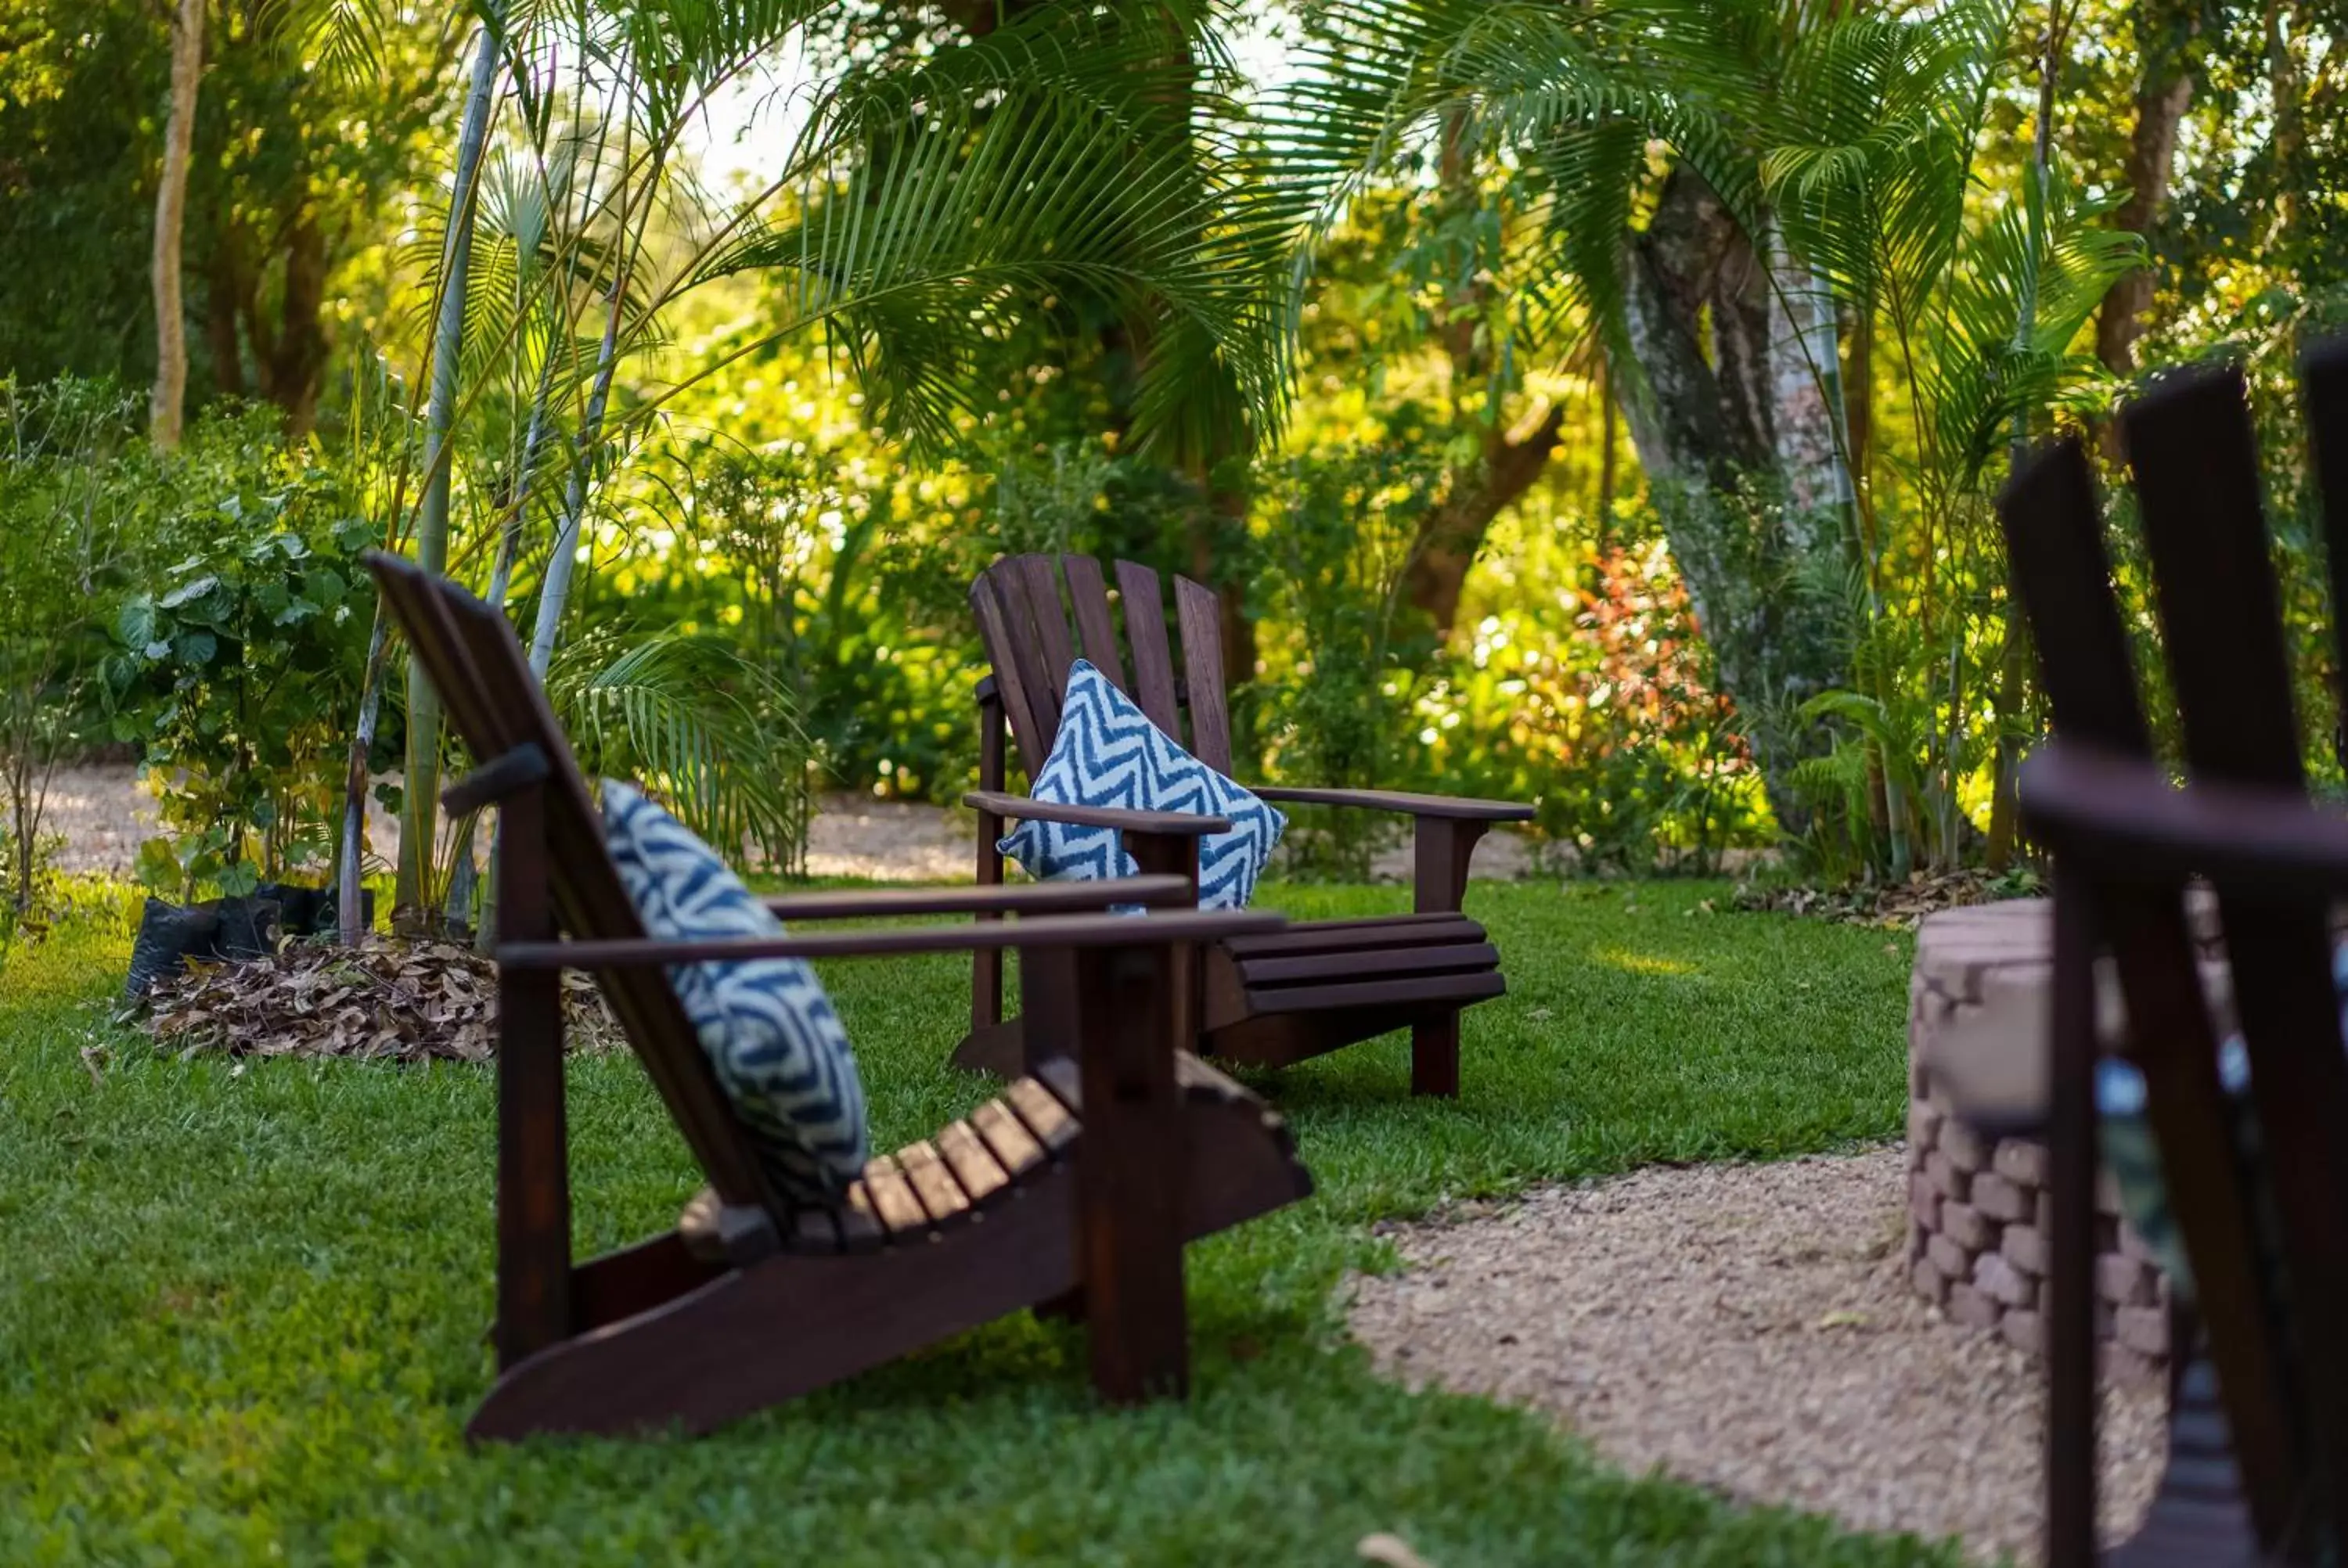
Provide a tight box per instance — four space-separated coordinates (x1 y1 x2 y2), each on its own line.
366 552 1314 1440
959 553 1535 1095
1987 347 2348 1563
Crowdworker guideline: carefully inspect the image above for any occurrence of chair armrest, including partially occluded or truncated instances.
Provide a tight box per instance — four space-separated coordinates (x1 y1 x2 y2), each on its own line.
963 789 1230 837
2021 742 2348 894
761 877 1194 922
1248 786 1534 822
498 907 1282 969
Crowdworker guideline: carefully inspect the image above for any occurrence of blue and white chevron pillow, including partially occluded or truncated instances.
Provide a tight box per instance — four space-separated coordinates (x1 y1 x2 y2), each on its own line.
601 780 867 1206
999 660 1285 910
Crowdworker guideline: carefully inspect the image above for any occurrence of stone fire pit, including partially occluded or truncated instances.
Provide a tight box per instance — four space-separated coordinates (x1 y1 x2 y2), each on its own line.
1907 901 2173 1384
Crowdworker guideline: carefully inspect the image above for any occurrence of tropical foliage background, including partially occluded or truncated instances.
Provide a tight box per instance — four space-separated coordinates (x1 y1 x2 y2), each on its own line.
2 0 2343 934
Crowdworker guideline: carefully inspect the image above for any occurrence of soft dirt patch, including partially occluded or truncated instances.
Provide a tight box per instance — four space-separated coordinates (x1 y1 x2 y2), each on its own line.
1345 1149 2166 1564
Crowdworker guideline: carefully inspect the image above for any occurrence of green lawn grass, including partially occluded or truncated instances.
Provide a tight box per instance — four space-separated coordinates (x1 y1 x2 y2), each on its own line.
0 879 1959 1566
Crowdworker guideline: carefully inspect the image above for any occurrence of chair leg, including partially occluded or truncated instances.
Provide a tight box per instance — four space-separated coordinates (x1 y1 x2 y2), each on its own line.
493 780 572 1370
1407 818 1486 1099
971 684 1009 1052
972 804 1005 1039
1411 1013 1461 1098
1074 940 1189 1403
2044 872 2101 1568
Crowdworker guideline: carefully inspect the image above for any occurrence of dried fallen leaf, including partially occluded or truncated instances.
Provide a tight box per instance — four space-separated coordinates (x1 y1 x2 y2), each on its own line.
1357 1534 1435 1568
137 935 625 1064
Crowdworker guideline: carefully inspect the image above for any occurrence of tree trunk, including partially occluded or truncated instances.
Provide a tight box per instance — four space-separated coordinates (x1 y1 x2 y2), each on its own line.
2263 0 2303 246
1398 109 1568 636
149 0 203 448
204 250 247 401
1615 168 1850 836
394 23 501 933
256 211 333 440
2095 2 2197 376
1597 361 1619 530
1402 405 1568 634
1762 224 1856 527
1843 304 1874 530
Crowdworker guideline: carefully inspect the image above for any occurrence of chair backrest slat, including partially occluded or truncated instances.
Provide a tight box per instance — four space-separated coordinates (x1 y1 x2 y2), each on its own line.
2129 365 2304 788
1172 575 1231 775
2124 368 2348 1544
1011 554 1077 732
971 555 1238 778
2303 340 2348 749
2000 441 2299 1541
985 556 1073 754
1114 560 1183 741
972 572 1050 779
367 553 781 1215
1061 554 1128 688
2000 446 2151 755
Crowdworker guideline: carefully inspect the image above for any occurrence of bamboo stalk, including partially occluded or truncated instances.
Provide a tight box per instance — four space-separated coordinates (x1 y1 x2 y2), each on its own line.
396 21 502 933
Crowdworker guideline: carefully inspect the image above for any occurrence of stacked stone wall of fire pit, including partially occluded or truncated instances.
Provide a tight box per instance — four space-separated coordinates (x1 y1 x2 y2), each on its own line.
1906 898 2173 1385
1906 1063 2170 1383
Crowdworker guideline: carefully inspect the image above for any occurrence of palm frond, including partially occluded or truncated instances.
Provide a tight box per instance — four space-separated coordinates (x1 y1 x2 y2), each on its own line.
545 624 811 869
693 5 1291 461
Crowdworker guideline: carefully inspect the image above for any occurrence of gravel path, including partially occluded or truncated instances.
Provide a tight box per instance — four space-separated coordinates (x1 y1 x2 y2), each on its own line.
1345 1149 2168 1564
36 765 1537 883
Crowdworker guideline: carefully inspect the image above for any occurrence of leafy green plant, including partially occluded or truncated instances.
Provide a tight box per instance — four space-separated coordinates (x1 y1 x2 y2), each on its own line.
1253 445 1442 879
0 376 147 926
1420 541 1767 876
108 464 378 901
545 624 812 876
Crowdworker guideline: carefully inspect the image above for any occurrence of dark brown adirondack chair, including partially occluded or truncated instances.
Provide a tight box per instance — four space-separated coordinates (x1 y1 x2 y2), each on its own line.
960 553 1535 1095
1986 347 2348 1563
366 551 1314 1440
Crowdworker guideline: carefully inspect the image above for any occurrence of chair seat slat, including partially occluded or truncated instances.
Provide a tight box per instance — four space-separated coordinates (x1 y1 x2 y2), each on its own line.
934 1120 1014 1207
1004 1077 1080 1156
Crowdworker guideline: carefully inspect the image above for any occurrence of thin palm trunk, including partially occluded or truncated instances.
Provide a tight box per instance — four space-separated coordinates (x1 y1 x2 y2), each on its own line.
1988 2 2068 870
149 0 203 448
335 615 392 941
528 131 647 681
395 22 501 932
444 311 564 939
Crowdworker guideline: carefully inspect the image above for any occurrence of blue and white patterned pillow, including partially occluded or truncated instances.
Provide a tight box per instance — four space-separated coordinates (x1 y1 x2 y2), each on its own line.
601 780 867 1206
999 660 1285 911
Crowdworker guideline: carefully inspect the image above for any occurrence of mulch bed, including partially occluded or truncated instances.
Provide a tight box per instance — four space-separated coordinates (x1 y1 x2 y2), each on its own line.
137 938 625 1063
1730 868 2046 930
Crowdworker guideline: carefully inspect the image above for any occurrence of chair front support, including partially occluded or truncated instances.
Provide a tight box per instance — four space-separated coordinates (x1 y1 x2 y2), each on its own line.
974 677 1010 1039
1074 936 1193 1401
492 767 576 1372
2044 868 2103 1568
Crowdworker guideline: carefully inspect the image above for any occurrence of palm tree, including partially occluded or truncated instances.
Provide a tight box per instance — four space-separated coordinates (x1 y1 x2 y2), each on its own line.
1271 0 2137 858
354 0 1291 931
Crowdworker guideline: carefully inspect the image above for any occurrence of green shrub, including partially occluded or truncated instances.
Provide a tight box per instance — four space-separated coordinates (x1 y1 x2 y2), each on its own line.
1422 544 1770 874
104 419 380 899
0 376 149 922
